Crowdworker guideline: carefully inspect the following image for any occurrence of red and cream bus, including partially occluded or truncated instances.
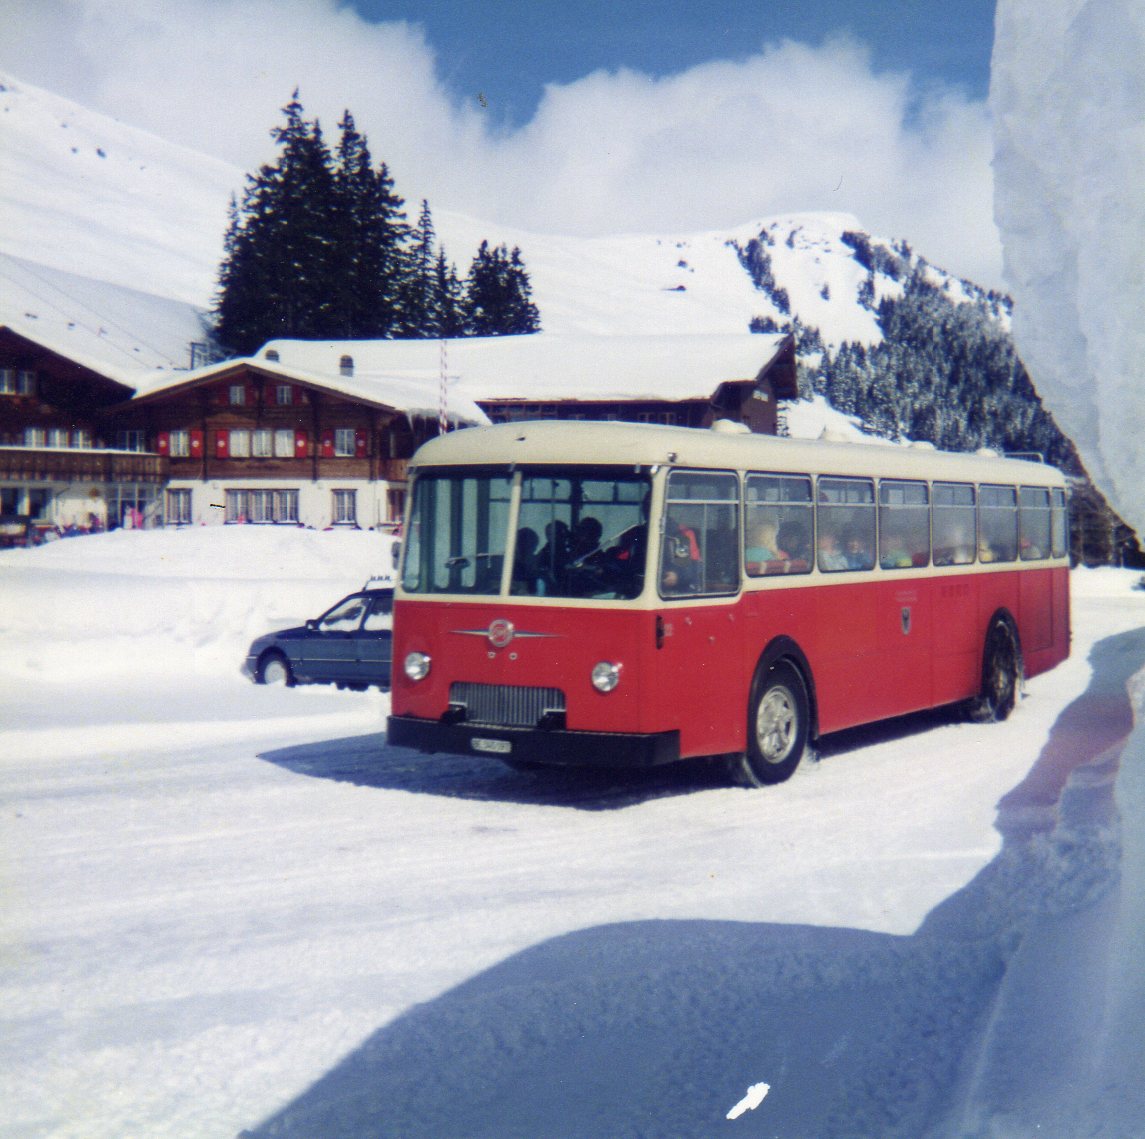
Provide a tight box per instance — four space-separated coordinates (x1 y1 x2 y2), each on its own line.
387 420 1069 786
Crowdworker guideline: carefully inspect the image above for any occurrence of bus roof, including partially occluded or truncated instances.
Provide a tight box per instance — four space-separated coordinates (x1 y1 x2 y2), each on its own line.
408 420 1068 488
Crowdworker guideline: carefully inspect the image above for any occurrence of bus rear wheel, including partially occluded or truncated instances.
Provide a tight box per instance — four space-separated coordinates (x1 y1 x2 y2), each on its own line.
968 617 1022 723
728 660 809 787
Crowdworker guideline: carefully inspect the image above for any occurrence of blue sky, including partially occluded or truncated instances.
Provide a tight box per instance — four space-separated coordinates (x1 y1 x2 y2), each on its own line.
0 0 1003 287
352 0 997 127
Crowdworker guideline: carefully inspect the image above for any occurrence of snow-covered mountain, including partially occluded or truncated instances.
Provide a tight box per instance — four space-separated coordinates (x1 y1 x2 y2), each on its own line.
0 69 998 366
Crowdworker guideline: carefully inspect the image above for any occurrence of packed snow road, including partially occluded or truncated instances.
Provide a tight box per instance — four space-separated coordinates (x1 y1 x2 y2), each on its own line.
1 530 1143 1137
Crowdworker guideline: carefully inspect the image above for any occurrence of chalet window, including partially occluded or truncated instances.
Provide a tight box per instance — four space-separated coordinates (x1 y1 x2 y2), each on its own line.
23 427 46 448
224 488 298 524
264 349 280 362
275 384 293 406
229 384 246 406
339 355 354 376
166 489 193 525
252 429 273 458
72 429 92 449
117 430 145 452
332 489 357 524
47 428 69 448
274 429 295 458
334 428 356 457
1 369 36 395
169 430 191 458
229 429 251 458
28 488 51 519
275 490 299 522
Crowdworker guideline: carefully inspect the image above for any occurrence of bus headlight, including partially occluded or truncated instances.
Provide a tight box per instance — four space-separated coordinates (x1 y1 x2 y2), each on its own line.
591 661 622 692
404 651 432 681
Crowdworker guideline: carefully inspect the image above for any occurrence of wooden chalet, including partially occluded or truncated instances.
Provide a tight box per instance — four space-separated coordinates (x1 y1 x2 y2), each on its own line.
121 358 488 530
0 325 164 539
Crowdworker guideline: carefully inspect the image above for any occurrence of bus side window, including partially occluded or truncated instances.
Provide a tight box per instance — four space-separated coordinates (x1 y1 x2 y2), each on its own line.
1051 488 1069 558
660 470 739 596
879 480 929 569
933 482 976 565
745 473 813 575
817 476 875 572
1019 486 1051 560
980 485 1018 562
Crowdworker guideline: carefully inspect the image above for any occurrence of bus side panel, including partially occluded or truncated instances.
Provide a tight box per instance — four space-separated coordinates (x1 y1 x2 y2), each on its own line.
931 576 981 707
654 599 747 757
1025 565 1071 680
800 581 880 735
1018 566 1054 654
873 577 935 722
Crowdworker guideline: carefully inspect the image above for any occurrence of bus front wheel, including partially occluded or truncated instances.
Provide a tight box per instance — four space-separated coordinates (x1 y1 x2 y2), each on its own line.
968 617 1022 723
728 660 810 787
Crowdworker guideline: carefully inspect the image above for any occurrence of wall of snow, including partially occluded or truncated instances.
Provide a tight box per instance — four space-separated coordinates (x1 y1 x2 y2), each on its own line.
991 0 1145 540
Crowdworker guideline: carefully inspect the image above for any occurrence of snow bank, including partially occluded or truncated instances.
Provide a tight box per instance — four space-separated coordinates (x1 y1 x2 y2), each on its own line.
992 0 1145 541
0 527 395 682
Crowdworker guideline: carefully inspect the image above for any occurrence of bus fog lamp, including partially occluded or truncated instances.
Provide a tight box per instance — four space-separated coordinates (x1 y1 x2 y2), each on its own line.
591 661 622 692
404 651 432 681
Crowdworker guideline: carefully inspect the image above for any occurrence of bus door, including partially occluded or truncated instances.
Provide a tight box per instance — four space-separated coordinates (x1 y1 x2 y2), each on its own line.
653 471 745 756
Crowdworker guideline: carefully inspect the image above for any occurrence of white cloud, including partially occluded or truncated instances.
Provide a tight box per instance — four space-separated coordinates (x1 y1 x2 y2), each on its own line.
0 0 1002 288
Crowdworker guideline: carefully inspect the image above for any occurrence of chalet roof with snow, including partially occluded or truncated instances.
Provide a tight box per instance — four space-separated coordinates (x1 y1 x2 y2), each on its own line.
128 355 490 426
255 332 799 407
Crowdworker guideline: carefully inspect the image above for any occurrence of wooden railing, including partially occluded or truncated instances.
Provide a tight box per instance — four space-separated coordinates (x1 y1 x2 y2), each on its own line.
0 448 166 483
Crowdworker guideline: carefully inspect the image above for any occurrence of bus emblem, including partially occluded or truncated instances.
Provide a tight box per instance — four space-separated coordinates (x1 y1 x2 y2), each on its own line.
901 607 912 635
488 619 515 648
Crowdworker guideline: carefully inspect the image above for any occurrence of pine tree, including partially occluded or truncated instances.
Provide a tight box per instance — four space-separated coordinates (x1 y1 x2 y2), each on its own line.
214 92 339 353
464 242 541 336
402 200 439 337
215 94 542 349
331 111 409 338
434 248 467 338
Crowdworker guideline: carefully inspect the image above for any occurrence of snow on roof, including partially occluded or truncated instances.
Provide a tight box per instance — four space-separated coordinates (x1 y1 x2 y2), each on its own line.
129 355 491 426
0 252 208 384
257 332 794 404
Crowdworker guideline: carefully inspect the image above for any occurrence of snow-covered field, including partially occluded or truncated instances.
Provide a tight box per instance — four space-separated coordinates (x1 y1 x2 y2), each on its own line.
1 528 1143 1138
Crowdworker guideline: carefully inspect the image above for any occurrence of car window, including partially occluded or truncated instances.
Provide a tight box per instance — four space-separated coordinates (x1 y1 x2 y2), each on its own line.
317 597 367 632
362 595 393 632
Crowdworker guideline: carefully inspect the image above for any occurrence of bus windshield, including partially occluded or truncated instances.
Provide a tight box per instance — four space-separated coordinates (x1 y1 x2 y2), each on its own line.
402 467 651 599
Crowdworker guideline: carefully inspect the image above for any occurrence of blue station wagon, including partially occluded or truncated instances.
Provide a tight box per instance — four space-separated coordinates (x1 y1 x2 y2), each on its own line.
243 588 393 690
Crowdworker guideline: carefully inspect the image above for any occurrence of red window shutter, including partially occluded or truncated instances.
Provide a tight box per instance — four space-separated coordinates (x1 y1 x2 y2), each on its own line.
294 430 308 456
156 431 170 456
189 429 203 456
215 429 229 459
355 429 367 457
320 429 335 458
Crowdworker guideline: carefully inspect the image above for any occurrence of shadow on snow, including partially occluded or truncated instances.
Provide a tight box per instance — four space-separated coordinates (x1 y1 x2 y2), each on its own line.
243 629 1145 1138
258 706 961 813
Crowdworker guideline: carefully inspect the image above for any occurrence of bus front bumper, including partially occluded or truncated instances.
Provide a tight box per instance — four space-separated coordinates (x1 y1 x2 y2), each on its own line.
386 715 681 768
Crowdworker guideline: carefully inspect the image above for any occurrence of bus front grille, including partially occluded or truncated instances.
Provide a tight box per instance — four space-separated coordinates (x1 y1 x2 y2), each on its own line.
448 682 566 728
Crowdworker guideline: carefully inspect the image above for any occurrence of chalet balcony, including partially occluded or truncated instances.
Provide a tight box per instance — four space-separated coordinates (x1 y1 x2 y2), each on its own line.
0 447 166 483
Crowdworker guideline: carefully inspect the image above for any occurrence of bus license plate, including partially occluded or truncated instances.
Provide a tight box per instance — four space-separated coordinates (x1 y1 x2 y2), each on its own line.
472 737 511 755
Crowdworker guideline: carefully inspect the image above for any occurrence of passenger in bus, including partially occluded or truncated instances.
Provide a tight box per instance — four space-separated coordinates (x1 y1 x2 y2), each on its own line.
570 516 604 562
934 525 974 566
776 521 810 567
660 520 701 594
880 530 913 568
817 530 849 571
844 530 873 570
745 518 780 565
978 537 997 562
602 524 646 598
511 527 543 594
